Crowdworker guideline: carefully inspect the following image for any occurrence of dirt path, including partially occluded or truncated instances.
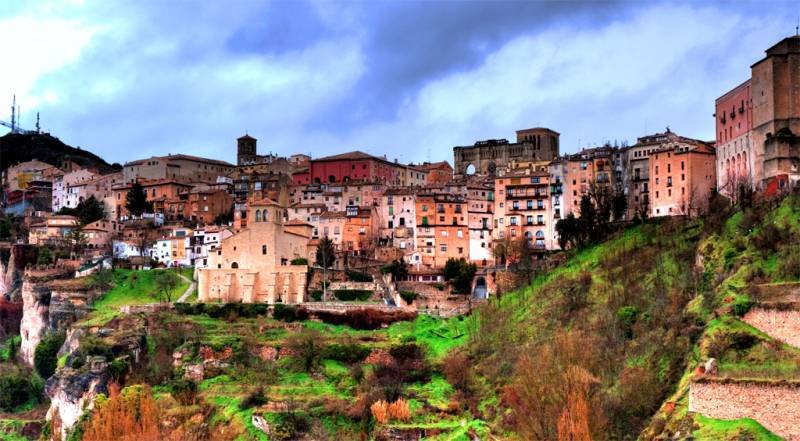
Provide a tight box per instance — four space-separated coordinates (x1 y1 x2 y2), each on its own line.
175 273 196 303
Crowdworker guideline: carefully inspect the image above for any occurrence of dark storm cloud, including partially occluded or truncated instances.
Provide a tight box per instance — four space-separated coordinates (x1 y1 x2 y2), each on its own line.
3 1 800 166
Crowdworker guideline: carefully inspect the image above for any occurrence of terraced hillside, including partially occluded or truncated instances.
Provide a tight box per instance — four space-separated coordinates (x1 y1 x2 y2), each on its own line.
4 193 798 441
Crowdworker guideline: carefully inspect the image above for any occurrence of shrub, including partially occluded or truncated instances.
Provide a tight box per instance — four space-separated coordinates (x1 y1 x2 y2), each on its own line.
0 366 34 411
443 258 477 294
109 358 130 383
314 308 416 330
286 331 324 372
290 257 308 266
381 259 409 279
617 306 639 339
323 343 370 363
776 245 800 281
34 332 66 378
37 247 54 265
347 271 373 282
272 304 309 322
731 298 755 317
270 411 310 440
388 399 411 422
309 290 323 301
169 378 197 405
443 352 473 394
239 387 267 410
370 400 389 424
399 291 417 304
81 384 165 441
431 282 446 291
333 289 373 301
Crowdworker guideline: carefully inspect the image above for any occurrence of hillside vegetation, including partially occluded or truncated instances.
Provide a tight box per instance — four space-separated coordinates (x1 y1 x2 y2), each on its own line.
27 193 799 441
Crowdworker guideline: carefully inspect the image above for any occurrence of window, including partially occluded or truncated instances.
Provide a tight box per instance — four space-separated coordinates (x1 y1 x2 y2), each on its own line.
510 217 517 226
527 200 533 209
537 215 544 224
334 226 340 234
537 200 544 209
440 244 447 252
457 229 463 238
512 201 519 210
262 245 267 255
526 215 533 225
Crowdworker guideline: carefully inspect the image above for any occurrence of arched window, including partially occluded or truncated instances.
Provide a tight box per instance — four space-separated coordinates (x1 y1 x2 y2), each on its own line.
255 209 261 222
262 209 267 222
535 230 544 238
262 245 267 255
742 151 747 172
231 262 238 269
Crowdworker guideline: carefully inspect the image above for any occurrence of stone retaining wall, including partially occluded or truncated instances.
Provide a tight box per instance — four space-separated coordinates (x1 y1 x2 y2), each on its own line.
744 307 800 348
689 380 800 440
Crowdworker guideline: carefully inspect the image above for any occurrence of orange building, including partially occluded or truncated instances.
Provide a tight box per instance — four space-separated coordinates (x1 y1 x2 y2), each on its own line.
342 206 379 255
414 194 468 268
112 179 193 219
494 169 553 250
563 146 619 216
649 142 716 217
418 161 453 185
187 188 233 225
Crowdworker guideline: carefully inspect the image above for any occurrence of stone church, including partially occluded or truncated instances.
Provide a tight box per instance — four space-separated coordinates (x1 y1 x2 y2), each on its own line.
453 127 560 178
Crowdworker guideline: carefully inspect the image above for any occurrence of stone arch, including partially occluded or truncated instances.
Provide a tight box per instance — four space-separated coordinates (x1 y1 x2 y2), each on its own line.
255 209 261 222
473 276 487 299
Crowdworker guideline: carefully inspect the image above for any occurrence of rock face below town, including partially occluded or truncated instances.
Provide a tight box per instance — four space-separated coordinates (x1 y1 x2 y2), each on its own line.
20 276 53 366
45 360 111 441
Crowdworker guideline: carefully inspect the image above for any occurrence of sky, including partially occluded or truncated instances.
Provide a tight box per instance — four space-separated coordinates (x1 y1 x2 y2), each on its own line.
1 0 799 166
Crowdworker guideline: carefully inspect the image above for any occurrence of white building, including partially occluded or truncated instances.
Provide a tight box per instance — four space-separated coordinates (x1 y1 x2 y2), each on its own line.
192 226 233 269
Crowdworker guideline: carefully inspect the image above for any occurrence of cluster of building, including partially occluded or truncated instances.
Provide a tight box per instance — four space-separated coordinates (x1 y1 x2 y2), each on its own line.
1 35 798 303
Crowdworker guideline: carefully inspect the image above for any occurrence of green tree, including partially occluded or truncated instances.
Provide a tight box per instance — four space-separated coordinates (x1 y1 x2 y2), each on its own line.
315 236 336 301
154 270 180 303
443 258 478 295
381 259 408 279
66 228 87 256
76 195 106 224
125 182 153 217
34 332 66 379
0 216 12 239
37 247 54 265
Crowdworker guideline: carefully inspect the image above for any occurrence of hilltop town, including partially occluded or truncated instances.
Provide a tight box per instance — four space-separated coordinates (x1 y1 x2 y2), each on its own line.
0 35 799 441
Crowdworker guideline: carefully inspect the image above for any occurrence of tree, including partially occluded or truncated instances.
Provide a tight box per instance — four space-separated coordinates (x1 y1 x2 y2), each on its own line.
77 195 106 224
154 270 179 303
556 214 582 250
315 236 336 301
611 190 628 222
37 247 54 265
443 258 477 295
0 216 11 240
66 228 87 256
81 383 164 441
381 259 408 279
34 332 66 379
125 182 152 217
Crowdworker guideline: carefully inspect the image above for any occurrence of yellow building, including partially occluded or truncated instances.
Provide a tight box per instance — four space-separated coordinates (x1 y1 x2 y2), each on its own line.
197 199 311 304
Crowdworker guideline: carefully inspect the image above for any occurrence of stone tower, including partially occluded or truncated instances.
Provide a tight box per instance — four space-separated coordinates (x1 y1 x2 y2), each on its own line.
237 134 257 166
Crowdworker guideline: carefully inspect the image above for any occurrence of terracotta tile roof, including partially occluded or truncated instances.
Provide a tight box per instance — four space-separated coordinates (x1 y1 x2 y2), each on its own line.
285 219 314 227
320 211 346 219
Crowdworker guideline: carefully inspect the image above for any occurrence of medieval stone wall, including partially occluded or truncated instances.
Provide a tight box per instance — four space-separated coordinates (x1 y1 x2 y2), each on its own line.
744 307 800 348
689 380 800 440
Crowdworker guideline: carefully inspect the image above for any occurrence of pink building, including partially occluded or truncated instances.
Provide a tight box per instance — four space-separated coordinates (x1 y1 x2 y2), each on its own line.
308 151 401 185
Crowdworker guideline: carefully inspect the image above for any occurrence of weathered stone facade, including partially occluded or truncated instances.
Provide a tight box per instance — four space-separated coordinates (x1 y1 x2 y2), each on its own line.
453 127 559 178
198 200 311 304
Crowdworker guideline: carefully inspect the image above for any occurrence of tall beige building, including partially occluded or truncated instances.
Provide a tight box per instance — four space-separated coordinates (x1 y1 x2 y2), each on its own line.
197 199 311 304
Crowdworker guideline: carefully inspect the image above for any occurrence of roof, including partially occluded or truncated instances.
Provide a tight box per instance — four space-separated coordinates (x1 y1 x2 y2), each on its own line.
285 219 314 227
418 161 452 171
313 150 397 167
320 211 346 219
290 202 326 209
125 154 234 168
515 127 560 135
250 198 282 207
237 134 256 141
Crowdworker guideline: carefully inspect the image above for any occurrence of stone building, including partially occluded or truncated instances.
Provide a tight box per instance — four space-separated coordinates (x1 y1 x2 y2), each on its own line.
714 35 800 192
649 142 716 217
197 199 310 304
123 154 234 184
453 127 559 178
236 134 280 166
414 193 469 268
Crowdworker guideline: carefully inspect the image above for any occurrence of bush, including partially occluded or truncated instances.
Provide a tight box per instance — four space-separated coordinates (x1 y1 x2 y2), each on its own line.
170 378 198 405
272 304 309 322
370 400 388 424
34 332 66 378
290 258 308 266
309 290 323 301
37 247 54 265
399 291 417 304
431 282 446 291
0 366 34 411
617 306 639 339
323 343 371 363
314 308 417 330
175 303 270 319
443 258 477 294
776 245 800 281
333 289 373 301
239 387 267 409
731 298 755 317
109 358 130 383
347 271 373 282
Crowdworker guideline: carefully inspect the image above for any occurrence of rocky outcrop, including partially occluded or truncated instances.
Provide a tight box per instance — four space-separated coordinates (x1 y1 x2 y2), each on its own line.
20 276 53 366
1 244 39 302
45 359 111 441
45 315 147 440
